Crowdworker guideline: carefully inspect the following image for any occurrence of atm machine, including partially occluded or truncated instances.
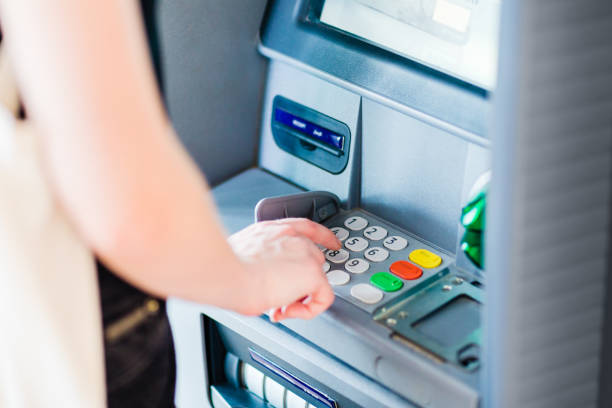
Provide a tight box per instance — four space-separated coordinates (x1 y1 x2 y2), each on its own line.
167 1 612 407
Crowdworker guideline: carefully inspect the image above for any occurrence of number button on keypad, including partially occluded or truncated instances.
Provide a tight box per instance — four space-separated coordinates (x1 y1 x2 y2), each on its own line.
363 226 387 241
364 247 389 263
326 249 349 264
331 227 349 241
344 216 368 231
344 237 369 252
327 270 350 286
383 235 408 251
350 284 383 305
322 262 330 273
345 258 370 274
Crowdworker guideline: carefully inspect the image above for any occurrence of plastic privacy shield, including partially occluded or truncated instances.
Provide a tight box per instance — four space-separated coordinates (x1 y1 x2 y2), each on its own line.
255 191 342 223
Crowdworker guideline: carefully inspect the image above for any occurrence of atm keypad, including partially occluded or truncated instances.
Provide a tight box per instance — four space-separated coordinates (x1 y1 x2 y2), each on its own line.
323 210 449 313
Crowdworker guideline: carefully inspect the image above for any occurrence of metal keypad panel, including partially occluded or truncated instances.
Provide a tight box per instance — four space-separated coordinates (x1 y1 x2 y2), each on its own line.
322 210 453 314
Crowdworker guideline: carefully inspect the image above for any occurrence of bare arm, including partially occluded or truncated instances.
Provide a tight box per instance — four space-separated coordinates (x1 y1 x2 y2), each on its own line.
0 0 339 318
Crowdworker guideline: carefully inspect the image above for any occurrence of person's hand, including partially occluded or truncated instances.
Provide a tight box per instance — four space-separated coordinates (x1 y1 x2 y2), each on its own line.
228 218 341 321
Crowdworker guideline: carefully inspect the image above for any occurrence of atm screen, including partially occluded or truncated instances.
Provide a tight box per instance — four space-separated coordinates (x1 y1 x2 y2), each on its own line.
320 0 501 90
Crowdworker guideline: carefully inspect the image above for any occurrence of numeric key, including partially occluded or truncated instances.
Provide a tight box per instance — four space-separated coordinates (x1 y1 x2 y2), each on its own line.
344 216 368 231
363 226 387 241
325 249 349 264
345 258 370 274
344 236 368 252
364 247 389 263
331 227 349 241
383 235 408 251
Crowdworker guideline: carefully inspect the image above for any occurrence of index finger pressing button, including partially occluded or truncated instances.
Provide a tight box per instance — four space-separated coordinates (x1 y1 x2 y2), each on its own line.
344 216 368 231
325 249 349 264
330 227 349 241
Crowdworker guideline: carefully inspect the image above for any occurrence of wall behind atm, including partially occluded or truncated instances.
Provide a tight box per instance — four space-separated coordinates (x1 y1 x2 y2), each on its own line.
157 0 268 186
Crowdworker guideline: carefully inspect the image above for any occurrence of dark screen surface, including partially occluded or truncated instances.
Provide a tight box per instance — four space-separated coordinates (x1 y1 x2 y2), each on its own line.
413 295 481 347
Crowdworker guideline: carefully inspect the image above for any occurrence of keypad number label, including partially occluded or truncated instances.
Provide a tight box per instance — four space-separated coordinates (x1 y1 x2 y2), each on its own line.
344 216 368 231
345 258 370 274
345 237 369 252
383 235 408 251
364 247 389 263
326 249 349 264
363 226 388 241
331 227 349 242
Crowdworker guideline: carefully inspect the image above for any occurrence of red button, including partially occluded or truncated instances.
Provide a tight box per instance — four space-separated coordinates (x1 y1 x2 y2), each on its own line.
390 261 422 280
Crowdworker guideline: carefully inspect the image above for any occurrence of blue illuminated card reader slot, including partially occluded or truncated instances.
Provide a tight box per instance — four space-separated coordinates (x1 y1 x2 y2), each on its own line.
271 96 351 174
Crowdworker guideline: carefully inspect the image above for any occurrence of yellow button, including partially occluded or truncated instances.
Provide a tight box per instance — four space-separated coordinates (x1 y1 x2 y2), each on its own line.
409 249 442 269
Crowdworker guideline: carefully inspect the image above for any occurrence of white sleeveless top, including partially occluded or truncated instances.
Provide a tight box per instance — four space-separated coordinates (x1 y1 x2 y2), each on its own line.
0 48 106 408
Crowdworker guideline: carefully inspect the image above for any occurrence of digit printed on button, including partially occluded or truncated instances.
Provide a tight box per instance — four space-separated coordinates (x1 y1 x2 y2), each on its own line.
331 227 349 241
325 248 349 264
344 236 369 252
326 270 350 286
383 235 408 251
344 258 370 274
344 216 368 231
364 247 389 263
363 226 388 241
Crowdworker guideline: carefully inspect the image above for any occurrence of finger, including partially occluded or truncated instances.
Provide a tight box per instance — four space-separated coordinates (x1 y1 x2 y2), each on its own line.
305 239 326 264
276 218 341 250
269 307 283 323
304 281 335 317
276 301 313 320
278 281 335 321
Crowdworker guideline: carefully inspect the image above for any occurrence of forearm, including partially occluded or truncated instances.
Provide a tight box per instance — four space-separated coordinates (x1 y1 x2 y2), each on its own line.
0 0 251 306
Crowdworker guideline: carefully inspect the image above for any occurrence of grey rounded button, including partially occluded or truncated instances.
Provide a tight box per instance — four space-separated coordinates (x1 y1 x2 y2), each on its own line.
383 235 408 251
344 216 368 231
345 258 370 274
326 270 350 286
322 262 330 273
363 225 388 241
350 284 383 304
331 227 349 241
344 236 369 252
325 249 349 264
364 247 389 263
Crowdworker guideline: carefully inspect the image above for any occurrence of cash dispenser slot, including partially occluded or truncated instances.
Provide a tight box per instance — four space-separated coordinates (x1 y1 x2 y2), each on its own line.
204 317 352 408
271 96 351 174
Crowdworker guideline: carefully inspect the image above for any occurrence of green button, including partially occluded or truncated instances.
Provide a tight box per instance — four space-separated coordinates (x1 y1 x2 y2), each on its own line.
461 191 486 232
461 230 483 268
370 272 403 292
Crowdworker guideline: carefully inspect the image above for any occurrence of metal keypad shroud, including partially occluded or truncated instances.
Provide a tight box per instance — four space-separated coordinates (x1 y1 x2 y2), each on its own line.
322 209 453 314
